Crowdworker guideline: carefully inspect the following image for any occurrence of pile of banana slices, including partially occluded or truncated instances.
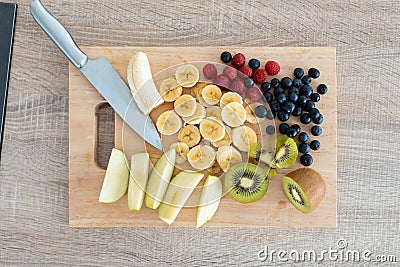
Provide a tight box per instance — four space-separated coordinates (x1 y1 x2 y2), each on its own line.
156 64 264 174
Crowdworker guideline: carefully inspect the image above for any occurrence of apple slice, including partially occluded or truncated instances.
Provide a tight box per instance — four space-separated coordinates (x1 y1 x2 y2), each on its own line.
196 175 222 228
158 171 204 225
128 152 150 210
145 149 176 209
99 148 129 203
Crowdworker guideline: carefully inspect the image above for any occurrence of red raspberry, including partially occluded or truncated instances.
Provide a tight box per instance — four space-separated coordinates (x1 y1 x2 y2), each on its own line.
238 66 253 77
230 79 245 95
265 61 280 75
246 87 262 101
231 53 245 68
252 69 267 84
202 63 217 80
214 74 230 89
223 66 237 80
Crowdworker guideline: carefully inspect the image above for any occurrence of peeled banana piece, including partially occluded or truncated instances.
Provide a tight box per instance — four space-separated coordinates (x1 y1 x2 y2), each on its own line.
199 117 226 142
187 145 216 170
232 126 257 152
169 142 190 164
159 78 183 102
127 52 164 115
174 94 197 117
201 85 222 105
216 146 242 172
156 110 182 135
220 92 243 108
221 102 247 127
178 125 201 148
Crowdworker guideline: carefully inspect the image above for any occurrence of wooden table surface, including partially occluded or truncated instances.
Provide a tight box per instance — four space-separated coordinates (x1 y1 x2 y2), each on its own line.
1 0 399 266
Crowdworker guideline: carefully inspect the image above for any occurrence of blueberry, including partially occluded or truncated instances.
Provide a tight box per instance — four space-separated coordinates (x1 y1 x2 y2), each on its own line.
312 114 324 124
300 113 311 124
261 82 271 92
287 92 298 103
266 125 275 135
276 93 286 104
254 105 268 118
308 108 320 120
279 123 290 134
273 87 284 97
301 75 312 85
271 78 280 88
308 68 320 79
244 77 254 88
263 92 273 103
291 124 301 134
299 85 313 97
310 93 320 102
293 78 302 88
277 111 289 122
281 77 293 89
300 154 313 166
294 68 304 79
310 140 320 150
266 110 275 120
270 100 281 112
282 101 295 114
292 106 303 116
286 127 297 138
311 125 322 136
248 58 260 70
296 95 307 106
304 100 315 111
298 143 310 154
298 132 309 143
317 84 328 95
220 51 232 63
288 87 299 95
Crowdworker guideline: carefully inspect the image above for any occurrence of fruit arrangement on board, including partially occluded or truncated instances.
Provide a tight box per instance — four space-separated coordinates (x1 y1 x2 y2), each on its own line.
98 50 330 226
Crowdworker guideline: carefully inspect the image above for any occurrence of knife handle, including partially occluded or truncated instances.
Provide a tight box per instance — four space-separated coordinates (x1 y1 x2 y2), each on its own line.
30 0 88 69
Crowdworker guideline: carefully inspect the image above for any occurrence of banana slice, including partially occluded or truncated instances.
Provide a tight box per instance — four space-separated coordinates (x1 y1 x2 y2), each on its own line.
216 146 242 172
232 126 257 152
169 142 190 164
156 110 182 135
212 126 232 148
206 106 222 120
190 82 211 98
175 64 199 88
182 102 206 124
187 145 216 170
159 78 183 102
178 125 201 148
220 92 243 108
201 85 222 105
174 94 197 117
199 117 226 142
221 102 247 127
246 102 266 124
206 160 222 175
197 96 211 108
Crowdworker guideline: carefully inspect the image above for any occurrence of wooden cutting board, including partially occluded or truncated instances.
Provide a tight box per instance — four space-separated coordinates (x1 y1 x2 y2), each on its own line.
69 47 337 227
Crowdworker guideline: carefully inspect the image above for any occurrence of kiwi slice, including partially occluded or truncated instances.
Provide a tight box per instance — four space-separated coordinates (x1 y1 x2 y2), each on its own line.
248 143 263 163
273 137 298 169
282 168 326 214
225 163 269 204
267 168 278 178
249 143 274 168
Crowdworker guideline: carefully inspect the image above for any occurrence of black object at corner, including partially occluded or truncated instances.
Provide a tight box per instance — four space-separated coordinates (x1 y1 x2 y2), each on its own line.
0 3 17 160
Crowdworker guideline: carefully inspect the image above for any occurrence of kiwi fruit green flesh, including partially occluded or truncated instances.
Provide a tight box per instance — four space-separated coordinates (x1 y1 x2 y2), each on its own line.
281 168 326 214
248 143 263 163
273 137 298 169
225 163 269 204
267 168 278 178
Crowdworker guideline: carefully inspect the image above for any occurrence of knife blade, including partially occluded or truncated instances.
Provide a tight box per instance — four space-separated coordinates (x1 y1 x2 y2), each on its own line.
29 0 162 150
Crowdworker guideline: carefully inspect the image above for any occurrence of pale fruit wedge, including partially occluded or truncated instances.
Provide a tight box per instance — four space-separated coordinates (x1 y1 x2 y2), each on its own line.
175 64 199 88
128 152 150 210
145 149 176 209
99 148 129 203
196 175 222 228
127 52 164 114
158 171 204 225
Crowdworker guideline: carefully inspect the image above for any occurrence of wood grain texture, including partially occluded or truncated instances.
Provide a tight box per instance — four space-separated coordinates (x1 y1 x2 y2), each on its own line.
1 0 399 265
69 46 337 227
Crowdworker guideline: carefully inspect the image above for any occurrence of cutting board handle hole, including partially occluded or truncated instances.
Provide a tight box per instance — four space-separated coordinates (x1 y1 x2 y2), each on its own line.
95 102 115 170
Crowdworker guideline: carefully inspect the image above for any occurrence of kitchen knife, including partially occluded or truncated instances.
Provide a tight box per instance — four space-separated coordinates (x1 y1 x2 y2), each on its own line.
0 3 17 160
29 0 163 150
